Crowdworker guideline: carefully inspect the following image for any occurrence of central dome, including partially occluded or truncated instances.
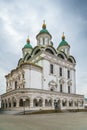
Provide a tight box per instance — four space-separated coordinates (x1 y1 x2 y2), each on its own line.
36 21 52 38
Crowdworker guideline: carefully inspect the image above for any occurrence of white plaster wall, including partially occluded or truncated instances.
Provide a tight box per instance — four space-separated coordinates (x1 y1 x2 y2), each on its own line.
23 68 42 89
71 69 76 94
42 59 57 90
37 34 51 46
24 69 30 88
31 70 42 89
42 58 76 94
63 67 67 93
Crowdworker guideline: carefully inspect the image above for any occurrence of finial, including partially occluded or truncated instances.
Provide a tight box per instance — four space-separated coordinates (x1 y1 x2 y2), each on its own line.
62 32 65 40
43 20 45 24
42 20 46 29
27 36 30 44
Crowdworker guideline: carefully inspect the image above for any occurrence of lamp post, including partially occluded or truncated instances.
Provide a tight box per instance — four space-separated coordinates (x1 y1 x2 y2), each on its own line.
23 99 25 115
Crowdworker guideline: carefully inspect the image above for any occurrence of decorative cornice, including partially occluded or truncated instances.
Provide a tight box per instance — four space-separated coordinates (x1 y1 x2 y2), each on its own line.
1 88 84 98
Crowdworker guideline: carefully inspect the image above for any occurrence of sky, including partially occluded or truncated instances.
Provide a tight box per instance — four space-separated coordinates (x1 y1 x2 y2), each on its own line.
0 0 87 97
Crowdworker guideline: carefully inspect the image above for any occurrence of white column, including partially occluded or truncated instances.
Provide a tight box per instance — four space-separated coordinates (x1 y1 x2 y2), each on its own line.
30 98 33 108
16 99 19 108
42 98 45 108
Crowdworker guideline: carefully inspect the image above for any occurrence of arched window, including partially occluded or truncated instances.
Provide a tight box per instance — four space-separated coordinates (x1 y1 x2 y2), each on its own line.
60 84 63 92
15 81 17 89
59 67 62 76
68 86 70 94
67 70 70 79
50 64 53 74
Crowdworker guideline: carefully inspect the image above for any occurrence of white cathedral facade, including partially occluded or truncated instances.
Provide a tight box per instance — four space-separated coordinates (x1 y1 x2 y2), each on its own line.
1 22 84 111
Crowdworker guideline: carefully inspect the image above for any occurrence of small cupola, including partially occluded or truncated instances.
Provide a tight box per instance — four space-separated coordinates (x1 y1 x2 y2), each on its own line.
22 37 33 57
36 21 52 46
57 33 70 56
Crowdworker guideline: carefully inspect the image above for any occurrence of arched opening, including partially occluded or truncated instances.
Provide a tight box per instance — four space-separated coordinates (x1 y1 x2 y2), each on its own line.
69 100 73 107
58 54 64 59
74 101 78 107
6 103 7 108
68 56 76 63
9 102 11 108
33 98 43 107
38 99 42 107
45 99 48 106
8 99 11 108
12 97 16 107
62 100 67 107
49 99 52 106
33 99 38 107
45 48 54 55
19 99 23 107
15 81 17 89
25 99 30 107
68 58 73 63
45 99 52 107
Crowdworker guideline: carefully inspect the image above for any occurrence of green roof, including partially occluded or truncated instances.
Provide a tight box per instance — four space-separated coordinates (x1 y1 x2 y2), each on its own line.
40 29 50 34
58 39 69 48
36 29 52 38
23 39 33 49
36 22 52 38
23 43 32 49
58 33 70 48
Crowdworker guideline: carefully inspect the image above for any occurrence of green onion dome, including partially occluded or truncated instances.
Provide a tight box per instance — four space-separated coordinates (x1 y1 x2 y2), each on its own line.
36 21 52 38
58 32 70 48
23 38 32 49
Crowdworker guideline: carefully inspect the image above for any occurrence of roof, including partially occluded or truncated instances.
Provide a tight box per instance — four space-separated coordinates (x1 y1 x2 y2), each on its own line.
23 38 33 49
58 39 69 48
36 21 52 38
58 33 70 48
23 43 32 49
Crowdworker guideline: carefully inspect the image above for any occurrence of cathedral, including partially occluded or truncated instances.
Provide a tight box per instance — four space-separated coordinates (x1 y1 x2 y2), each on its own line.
1 21 84 111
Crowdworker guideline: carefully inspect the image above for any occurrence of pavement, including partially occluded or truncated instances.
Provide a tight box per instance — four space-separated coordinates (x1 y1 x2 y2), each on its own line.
0 112 87 130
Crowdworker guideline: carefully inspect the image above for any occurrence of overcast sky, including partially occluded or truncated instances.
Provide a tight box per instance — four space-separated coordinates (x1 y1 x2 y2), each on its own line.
0 0 87 97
